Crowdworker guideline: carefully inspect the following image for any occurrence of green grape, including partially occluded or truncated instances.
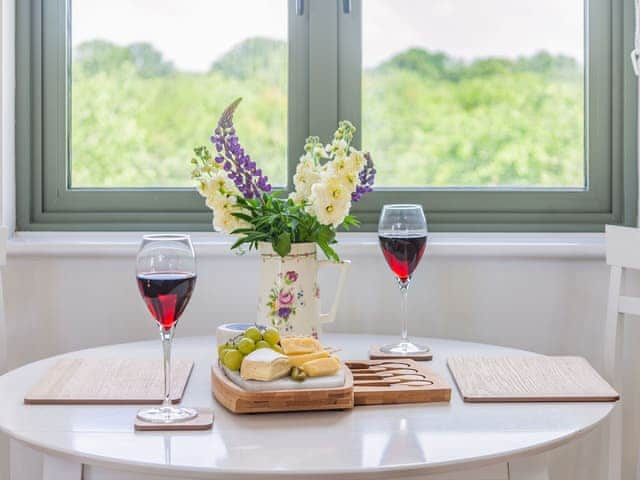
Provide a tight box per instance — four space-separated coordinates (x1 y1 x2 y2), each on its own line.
290 366 307 382
263 327 280 346
222 349 244 371
244 326 263 343
218 346 232 359
255 340 271 349
271 344 284 354
237 337 256 355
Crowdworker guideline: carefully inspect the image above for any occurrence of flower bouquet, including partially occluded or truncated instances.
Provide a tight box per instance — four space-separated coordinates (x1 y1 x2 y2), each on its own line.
191 98 375 261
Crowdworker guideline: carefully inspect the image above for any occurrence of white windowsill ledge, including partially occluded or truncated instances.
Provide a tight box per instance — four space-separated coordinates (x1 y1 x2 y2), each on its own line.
7 232 605 259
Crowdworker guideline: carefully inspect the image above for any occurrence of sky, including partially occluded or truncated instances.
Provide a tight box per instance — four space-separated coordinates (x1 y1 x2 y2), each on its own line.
72 0 584 72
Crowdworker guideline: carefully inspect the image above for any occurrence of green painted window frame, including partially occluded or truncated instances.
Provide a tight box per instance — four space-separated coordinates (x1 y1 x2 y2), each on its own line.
16 0 637 232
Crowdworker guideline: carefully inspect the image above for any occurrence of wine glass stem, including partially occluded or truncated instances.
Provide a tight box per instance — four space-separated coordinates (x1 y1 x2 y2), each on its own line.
400 284 409 343
161 328 173 410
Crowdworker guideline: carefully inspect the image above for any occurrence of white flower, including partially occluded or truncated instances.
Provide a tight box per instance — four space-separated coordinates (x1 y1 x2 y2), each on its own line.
326 154 349 176
341 172 358 193
200 172 236 199
327 139 348 157
312 144 328 159
322 156 358 193
211 199 250 234
293 155 321 200
317 175 351 204
288 191 306 205
347 149 366 173
309 181 351 227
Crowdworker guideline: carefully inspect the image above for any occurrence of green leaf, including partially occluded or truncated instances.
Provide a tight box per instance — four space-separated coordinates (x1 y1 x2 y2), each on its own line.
317 240 340 262
317 225 336 245
273 232 292 257
230 212 254 222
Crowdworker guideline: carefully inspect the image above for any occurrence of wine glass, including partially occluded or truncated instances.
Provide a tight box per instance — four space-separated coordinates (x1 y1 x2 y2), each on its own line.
136 234 198 423
378 205 429 355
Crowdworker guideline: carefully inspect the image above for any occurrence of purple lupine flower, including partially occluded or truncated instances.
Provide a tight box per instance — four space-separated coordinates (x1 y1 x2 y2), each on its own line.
210 98 272 199
352 152 375 202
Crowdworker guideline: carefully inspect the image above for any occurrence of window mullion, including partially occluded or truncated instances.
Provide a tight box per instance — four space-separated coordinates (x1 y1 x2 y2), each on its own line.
288 0 310 191
338 0 361 148
308 0 339 145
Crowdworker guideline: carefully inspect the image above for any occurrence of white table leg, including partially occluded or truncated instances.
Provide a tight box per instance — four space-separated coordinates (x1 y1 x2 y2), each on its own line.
9 440 42 480
508 454 550 480
42 453 82 480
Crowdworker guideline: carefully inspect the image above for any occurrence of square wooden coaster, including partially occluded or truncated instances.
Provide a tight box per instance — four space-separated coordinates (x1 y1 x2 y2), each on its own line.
369 346 433 361
134 409 214 431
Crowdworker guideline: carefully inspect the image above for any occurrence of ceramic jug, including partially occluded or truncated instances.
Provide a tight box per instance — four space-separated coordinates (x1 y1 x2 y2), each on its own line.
257 242 350 338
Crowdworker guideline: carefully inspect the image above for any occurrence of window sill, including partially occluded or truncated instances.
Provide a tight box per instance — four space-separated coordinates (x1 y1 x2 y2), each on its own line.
7 232 605 259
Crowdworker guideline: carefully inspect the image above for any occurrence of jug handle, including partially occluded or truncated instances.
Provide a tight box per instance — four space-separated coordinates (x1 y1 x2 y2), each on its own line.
318 259 351 324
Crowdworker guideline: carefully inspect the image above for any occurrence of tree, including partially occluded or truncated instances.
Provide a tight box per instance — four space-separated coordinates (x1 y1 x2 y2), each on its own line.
210 37 287 86
74 40 174 78
128 43 174 78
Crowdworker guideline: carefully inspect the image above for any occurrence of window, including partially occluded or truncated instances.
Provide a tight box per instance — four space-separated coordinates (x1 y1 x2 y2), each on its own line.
361 0 584 189
70 1 288 188
16 0 637 231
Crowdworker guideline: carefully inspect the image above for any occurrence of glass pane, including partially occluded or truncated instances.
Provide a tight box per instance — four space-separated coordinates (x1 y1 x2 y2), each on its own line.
70 0 288 188
362 0 584 188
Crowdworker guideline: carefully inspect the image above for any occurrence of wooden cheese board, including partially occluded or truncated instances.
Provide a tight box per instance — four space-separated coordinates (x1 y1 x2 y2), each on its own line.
346 359 451 405
211 358 451 413
211 362 354 413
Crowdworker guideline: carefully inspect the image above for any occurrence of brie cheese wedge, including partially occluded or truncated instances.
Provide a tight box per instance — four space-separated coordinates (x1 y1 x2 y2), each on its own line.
240 348 292 381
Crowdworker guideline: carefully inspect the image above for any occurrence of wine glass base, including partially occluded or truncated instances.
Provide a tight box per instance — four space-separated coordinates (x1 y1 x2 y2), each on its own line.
136 406 198 424
380 341 430 355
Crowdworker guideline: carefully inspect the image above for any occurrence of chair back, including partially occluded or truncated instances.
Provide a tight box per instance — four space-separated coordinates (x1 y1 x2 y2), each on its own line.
604 224 640 480
604 225 640 385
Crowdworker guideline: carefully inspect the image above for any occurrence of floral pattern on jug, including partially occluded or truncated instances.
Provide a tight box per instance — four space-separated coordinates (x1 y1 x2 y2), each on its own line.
265 270 304 332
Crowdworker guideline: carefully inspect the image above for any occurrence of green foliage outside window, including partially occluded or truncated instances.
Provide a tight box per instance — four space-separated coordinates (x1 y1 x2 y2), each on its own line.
71 38 583 189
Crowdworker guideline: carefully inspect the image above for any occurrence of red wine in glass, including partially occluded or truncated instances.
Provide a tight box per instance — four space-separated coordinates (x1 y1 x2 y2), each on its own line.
378 204 429 355
137 272 196 331
136 234 198 425
379 235 428 283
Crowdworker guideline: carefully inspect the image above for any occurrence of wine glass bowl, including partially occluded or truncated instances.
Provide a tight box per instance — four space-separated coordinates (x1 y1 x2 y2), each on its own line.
136 234 198 423
378 205 429 355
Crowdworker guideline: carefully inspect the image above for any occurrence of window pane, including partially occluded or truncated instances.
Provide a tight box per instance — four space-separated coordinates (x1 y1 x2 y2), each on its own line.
71 0 288 188
362 0 584 188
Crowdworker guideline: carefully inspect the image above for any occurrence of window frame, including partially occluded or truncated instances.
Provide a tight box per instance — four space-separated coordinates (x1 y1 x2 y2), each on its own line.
16 0 637 232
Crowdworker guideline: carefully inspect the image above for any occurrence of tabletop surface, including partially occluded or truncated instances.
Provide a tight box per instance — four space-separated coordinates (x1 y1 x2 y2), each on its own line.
0 334 614 478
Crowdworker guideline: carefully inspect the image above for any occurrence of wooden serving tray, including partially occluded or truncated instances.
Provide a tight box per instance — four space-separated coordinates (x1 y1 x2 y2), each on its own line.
211 362 354 413
346 359 451 405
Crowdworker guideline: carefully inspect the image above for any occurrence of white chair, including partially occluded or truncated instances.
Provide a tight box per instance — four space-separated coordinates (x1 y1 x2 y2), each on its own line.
604 224 640 479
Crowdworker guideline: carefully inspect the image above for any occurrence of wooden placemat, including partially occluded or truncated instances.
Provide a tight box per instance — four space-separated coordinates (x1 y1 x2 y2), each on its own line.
25 358 194 405
346 359 450 405
447 356 619 403
369 345 433 361
135 408 214 431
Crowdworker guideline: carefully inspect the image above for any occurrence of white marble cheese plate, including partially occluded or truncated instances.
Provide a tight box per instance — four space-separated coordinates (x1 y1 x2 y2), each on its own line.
222 364 346 391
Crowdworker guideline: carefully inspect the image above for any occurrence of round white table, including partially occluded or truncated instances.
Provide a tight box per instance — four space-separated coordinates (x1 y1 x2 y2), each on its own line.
0 334 614 480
